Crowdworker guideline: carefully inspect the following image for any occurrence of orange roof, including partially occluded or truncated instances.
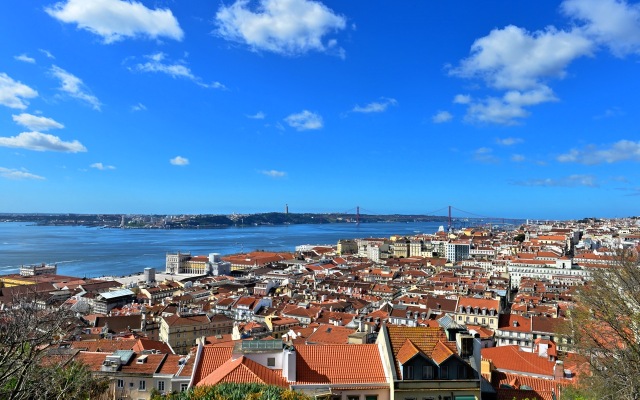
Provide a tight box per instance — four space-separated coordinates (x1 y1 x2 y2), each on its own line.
192 344 234 383
396 339 421 365
294 344 387 385
482 345 555 376
305 324 356 345
197 356 289 388
431 340 455 365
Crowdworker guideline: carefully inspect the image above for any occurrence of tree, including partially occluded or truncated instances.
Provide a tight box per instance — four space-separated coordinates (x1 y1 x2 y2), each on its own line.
152 382 313 400
0 290 109 399
560 248 640 400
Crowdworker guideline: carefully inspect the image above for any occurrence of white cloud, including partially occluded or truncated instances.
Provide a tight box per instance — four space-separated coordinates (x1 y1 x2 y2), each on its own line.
450 23 592 125
215 0 347 56
45 0 183 43
0 73 38 109
0 132 86 153
562 0 640 57
473 147 499 163
451 25 593 90
131 103 147 111
14 54 35 64
453 94 471 104
557 140 640 164
247 111 266 119
352 98 397 113
496 137 523 146
511 154 526 162
50 66 101 110
170 156 189 166
512 174 597 187
284 110 323 131
464 87 557 125
0 167 45 180
39 49 55 59
90 162 116 170
12 113 64 131
432 111 453 123
133 53 226 89
259 169 286 178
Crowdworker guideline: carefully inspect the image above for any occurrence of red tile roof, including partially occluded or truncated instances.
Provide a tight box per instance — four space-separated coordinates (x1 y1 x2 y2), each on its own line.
482 345 555 376
192 344 234 383
294 344 387 385
197 356 289 388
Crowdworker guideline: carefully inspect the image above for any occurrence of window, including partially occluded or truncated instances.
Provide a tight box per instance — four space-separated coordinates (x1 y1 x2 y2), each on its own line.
458 364 467 379
117 379 124 388
422 365 433 380
441 365 449 379
139 380 146 391
180 383 188 392
405 365 414 380
158 381 165 391
365 396 378 400
267 357 276 367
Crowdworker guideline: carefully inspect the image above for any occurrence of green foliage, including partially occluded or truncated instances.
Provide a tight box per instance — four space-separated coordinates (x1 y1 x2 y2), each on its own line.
560 248 640 399
152 382 312 400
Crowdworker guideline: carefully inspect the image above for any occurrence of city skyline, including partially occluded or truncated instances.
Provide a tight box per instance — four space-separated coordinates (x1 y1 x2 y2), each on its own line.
1 0 640 219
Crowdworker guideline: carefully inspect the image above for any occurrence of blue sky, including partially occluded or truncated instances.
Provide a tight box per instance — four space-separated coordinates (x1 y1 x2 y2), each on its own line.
1 0 640 220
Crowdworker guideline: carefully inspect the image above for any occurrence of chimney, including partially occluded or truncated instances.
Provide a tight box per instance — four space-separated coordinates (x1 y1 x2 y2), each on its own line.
554 360 564 380
282 346 297 382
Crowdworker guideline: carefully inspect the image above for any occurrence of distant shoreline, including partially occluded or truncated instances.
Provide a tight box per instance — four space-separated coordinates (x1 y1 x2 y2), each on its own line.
0 212 455 229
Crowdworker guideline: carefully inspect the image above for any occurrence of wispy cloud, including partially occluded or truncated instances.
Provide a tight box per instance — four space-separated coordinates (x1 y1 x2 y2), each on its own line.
558 140 640 164
496 137 523 146
0 167 45 180
285 110 323 131
39 49 55 59
352 98 397 113
90 162 116 170
0 132 86 153
50 66 101 110
0 73 38 110
170 156 189 166
12 113 64 131
259 169 286 178
511 154 526 162
247 111 266 119
432 111 453 123
215 0 347 57
593 107 624 119
14 54 35 64
473 147 499 164
133 53 226 89
45 0 183 43
453 94 471 104
512 174 597 187
131 103 147 112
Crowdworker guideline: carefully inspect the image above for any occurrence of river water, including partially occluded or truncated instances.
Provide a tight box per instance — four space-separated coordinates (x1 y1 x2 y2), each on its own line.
0 221 446 277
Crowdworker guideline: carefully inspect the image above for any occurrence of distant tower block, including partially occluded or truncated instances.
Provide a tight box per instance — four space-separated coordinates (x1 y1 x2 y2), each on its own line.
285 204 289 214
144 267 156 284
120 215 125 228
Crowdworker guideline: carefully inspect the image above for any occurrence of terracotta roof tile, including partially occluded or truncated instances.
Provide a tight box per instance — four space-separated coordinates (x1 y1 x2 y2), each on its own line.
396 339 421 365
482 345 555 376
294 344 387 385
192 345 234 383
197 356 289 388
431 340 455 365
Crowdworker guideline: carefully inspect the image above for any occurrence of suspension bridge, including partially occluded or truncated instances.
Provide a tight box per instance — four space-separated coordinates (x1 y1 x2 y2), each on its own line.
338 205 525 231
